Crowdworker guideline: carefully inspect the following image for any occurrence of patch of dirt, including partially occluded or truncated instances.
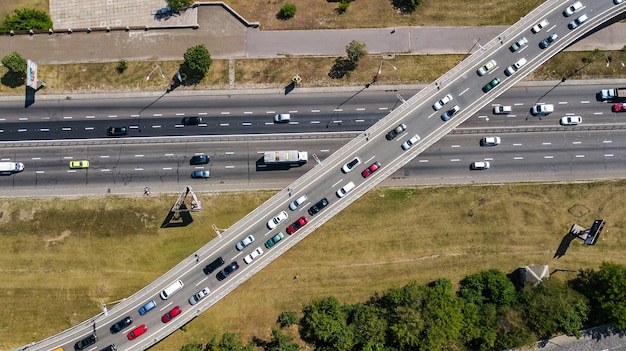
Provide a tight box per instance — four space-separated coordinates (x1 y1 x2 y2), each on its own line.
44 230 71 247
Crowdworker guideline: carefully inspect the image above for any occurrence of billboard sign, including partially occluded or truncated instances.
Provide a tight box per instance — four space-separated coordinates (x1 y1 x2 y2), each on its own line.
27 60 38 89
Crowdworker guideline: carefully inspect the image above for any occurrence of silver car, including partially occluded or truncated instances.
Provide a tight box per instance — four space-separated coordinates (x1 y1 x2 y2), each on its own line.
432 94 453 111
236 235 255 251
188 287 210 305
401 134 421 150
289 195 308 210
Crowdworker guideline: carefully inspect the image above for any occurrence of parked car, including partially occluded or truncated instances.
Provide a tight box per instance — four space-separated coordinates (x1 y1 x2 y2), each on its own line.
560 116 582 125
267 210 288 229
505 57 527 76
433 94 453 111
161 306 182 323
191 170 210 179
563 1 583 16
243 247 263 264
482 77 501 93
190 155 210 165
401 134 421 150
289 194 308 210
286 216 308 234
568 14 588 29
470 161 491 170
106 126 128 136
480 136 501 147
182 116 202 125
612 102 626 112
493 105 512 114
361 162 381 178
509 37 528 52
273 114 291 123
441 105 460 121
308 198 329 216
531 19 549 33
127 325 148 341
75 334 98 350
341 157 361 173
539 33 558 49
385 123 407 140
236 235 255 251
216 261 240 281
477 59 497 76
265 232 285 248
110 316 132 334
138 300 157 315
69 160 90 169
188 287 210 305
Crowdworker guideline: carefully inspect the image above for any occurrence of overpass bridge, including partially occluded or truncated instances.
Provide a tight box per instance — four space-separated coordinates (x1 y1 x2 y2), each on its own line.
15 0 626 350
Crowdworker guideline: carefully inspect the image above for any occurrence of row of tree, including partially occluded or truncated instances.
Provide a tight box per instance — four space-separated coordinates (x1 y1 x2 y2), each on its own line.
177 262 626 351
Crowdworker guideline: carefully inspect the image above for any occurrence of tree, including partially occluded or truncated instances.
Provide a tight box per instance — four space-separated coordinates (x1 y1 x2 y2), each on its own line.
345 40 367 63
267 328 299 351
417 279 464 351
181 44 212 84
0 8 52 31
278 3 297 20
393 0 422 13
180 344 203 351
301 296 350 347
459 269 517 306
204 332 253 351
350 303 387 349
165 0 193 12
579 262 626 329
1 52 27 73
277 311 298 328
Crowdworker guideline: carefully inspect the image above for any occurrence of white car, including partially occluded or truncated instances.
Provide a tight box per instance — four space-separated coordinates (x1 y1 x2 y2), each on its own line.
267 210 288 229
481 136 501 147
509 37 528 52
432 94 453 111
188 287 210 305
531 19 549 34
470 161 491 170
236 235 255 251
531 104 554 116
568 14 588 29
505 58 527 76
243 247 263 264
289 194 308 210
493 105 512 114
563 1 583 16
336 181 355 198
401 134 421 150
273 114 291 123
341 157 361 173
616 0 624 4
477 60 496 76
560 116 582 125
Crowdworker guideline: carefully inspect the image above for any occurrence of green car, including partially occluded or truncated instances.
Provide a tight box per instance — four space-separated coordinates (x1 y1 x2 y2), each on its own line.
265 232 285 249
482 77 501 93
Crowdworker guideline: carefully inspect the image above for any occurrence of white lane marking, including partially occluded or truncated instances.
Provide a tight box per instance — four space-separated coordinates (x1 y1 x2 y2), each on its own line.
355 119 365 123
108 115 118 118
101 169 111 172
100 155 110 158
134 168 144 171
198 112 208 116
558 102 567 105
331 179 343 188
320 149 330 152
196 277 208 286
175 124 185 128
542 142 551 145
507 115 517 118
159 302 173 312
603 140 613 143
513 143 522 146
356 108 366 111
451 145 460 148
484 158 493 161
605 154 614 157
514 103 524 106
225 152 234 155
129 125 139 129
32 157 41 160
365 155 376 164
18 129 27 132
134 155 144 157
572 141 582 144
86 116 95 119
264 122 273 125
40 128 49 132
310 121 320 124
478 115 488 119
418 159 429 163
63 116 72 119
289 110 298 113
514 157 524 160
153 113 162 117
62 127 72 131
63 156 73 160
162 167 173 170
244 111 253 114
332 120 342 124
84 127 95 130
67 170 77 173
36 170 45 174
544 156 554 159
242 122 252 126
458 87 469 96
176 113 185 116
450 159 460 162
266 111 276 114
581 101 590 104
219 123 229 126
165 154 174 156
311 109 320 113
593 112 603 115
225 165 235 169
378 107 389 110
131 114 140 118
221 112 231 115
575 155 585 158
152 125 162 128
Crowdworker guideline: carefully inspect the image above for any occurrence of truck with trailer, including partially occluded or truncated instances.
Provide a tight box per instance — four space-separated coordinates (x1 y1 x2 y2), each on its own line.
263 150 308 166
597 87 626 101
0 161 25 175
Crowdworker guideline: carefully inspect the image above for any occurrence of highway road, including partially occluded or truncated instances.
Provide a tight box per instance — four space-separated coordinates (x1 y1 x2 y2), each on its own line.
11 1 626 351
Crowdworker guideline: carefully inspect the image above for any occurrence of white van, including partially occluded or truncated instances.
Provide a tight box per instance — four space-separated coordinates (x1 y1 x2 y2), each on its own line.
336 181 356 198
160 279 184 300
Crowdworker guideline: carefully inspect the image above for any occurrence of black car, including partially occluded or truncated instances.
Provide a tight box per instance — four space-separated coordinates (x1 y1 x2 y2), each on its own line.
385 123 407 140
308 198 329 216
182 116 203 125
190 155 210 165
203 257 225 275
106 126 128 136
109 316 132 334
75 333 97 351
216 261 239 281
100 345 117 351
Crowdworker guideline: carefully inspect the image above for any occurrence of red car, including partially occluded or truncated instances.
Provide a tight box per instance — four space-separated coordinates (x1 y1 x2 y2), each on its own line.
162 306 182 323
361 162 381 178
127 324 148 340
613 103 626 112
286 216 308 234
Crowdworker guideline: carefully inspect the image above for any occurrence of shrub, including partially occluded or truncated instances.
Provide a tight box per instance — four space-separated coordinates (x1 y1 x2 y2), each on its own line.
116 59 128 74
278 3 297 19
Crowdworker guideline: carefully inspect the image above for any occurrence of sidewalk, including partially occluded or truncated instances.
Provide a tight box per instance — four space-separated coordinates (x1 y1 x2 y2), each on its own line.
1 3 625 65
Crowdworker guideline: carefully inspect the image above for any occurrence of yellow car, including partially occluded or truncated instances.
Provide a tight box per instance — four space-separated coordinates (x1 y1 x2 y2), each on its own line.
69 160 90 169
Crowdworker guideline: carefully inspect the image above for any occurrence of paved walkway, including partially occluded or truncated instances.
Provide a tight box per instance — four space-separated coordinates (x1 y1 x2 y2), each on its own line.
1 3 625 64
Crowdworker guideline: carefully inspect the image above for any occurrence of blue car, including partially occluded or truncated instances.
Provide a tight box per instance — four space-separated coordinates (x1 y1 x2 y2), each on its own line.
138 300 156 315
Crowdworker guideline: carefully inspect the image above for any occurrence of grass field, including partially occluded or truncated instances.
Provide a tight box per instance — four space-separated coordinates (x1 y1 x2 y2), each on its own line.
2 181 626 350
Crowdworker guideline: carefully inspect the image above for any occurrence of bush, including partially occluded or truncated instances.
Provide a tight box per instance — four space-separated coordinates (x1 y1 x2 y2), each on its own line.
116 59 128 74
165 0 192 12
278 3 297 19
337 0 350 14
278 311 298 328
1 52 27 73
0 8 52 31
